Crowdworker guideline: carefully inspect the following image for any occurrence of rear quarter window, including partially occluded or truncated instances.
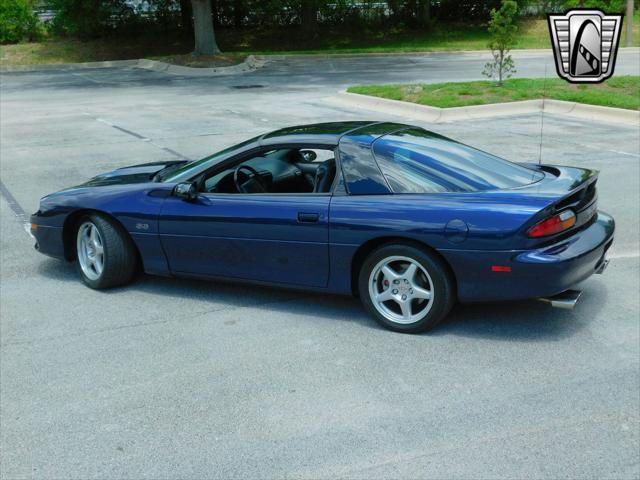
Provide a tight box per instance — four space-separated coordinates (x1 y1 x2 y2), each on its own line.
372 129 543 193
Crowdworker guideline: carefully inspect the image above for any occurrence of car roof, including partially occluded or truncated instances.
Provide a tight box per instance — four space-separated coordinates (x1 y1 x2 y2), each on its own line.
259 121 412 147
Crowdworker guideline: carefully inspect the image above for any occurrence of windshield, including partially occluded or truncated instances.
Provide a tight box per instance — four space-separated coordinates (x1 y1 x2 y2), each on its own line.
372 129 544 193
161 135 261 183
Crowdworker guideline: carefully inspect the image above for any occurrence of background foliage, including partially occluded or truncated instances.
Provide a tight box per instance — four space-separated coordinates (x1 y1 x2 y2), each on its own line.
0 0 635 45
1 0 41 43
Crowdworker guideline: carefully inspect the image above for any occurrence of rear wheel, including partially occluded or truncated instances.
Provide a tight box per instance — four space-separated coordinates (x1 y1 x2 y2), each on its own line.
75 214 137 289
358 244 455 333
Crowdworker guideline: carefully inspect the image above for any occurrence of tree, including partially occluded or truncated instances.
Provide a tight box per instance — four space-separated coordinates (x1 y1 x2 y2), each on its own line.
233 0 245 28
179 0 193 36
49 0 124 38
301 0 319 33
561 0 631 46
191 0 220 55
482 0 518 86
0 0 41 43
626 0 634 47
417 0 431 28
563 0 625 9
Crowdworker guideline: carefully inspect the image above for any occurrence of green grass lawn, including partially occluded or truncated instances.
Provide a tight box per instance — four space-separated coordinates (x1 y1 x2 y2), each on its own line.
3 14 639 66
226 18 558 54
347 76 640 110
0 34 193 65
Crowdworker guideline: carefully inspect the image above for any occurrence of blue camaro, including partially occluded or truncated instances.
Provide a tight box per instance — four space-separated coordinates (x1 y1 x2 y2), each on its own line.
31 121 614 332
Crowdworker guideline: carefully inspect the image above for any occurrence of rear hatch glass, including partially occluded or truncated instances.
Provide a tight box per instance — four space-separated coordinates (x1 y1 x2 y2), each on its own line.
372 128 544 193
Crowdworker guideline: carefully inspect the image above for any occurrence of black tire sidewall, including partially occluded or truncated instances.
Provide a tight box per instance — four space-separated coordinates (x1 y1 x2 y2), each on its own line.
358 244 455 333
74 214 136 289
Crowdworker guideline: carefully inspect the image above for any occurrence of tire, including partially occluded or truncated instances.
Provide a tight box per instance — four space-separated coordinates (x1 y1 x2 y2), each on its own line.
75 214 138 289
358 244 455 333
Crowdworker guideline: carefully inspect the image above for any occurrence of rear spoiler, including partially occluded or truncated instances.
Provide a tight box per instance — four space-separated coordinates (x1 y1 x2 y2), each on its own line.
519 165 599 244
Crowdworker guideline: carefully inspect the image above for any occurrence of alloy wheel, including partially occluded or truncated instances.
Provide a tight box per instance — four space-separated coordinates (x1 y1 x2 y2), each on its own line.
368 255 435 325
76 221 105 281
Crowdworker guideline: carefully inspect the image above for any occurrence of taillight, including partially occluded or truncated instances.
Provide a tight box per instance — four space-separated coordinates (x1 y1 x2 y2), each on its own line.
528 210 576 238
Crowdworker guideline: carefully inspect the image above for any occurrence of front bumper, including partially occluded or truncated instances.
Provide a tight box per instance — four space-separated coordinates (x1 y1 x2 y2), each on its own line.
30 213 66 260
441 211 615 303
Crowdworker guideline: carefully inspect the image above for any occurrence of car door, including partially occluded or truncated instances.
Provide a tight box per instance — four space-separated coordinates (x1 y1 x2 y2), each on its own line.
158 189 331 289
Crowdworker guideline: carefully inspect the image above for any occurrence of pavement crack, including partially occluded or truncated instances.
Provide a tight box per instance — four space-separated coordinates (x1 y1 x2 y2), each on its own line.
0 179 33 236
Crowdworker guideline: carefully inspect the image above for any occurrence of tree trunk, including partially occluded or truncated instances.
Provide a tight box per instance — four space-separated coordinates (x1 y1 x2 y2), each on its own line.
626 0 634 47
191 0 220 55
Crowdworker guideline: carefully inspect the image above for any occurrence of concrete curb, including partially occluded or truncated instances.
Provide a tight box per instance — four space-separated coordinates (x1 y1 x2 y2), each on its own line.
543 98 640 125
0 55 266 75
3 47 636 71
0 59 140 72
328 91 640 126
136 55 265 76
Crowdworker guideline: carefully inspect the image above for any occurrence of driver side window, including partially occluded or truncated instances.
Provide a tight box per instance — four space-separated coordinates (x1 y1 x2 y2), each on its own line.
201 147 338 195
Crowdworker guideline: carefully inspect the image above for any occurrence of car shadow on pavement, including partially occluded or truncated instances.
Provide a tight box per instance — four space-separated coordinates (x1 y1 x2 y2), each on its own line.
432 297 600 342
36 257 375 331
37 258 602 342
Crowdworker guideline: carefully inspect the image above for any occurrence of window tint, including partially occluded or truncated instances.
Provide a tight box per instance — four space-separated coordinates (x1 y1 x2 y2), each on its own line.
162 135 261 183
304 149 335 163
262 122 368 138
372 129 543 193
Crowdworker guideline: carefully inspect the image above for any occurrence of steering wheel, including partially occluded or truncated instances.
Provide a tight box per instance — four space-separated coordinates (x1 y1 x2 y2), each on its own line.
233 165 268 193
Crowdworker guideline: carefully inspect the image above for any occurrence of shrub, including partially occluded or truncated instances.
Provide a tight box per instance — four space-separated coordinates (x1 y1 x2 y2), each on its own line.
482 0 518 86
563 0 626 12
48 0 135 38
0 0 42 44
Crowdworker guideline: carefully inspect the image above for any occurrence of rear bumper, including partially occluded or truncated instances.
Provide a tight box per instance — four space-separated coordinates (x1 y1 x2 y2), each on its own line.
441 211 615 303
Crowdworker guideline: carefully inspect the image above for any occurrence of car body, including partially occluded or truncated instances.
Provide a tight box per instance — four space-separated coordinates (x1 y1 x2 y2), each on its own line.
31 121 614 332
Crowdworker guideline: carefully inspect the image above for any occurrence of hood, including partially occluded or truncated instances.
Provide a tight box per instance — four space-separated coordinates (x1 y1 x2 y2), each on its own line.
79 160 189 187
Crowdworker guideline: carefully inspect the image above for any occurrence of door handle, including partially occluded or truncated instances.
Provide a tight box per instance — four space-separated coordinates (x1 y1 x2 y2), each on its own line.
297 212 320 223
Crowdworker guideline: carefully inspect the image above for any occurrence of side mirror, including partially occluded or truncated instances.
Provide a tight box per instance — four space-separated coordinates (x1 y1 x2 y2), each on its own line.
174 182 197 202
300 150 317 162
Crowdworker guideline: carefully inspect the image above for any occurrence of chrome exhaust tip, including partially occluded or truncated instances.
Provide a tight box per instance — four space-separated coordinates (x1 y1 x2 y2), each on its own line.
595 259 609 274
538 289 582 310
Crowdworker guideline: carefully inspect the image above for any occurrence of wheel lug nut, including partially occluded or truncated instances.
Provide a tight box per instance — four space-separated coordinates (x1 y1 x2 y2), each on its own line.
401 295 407 300
393 279 400 284
410 289 414 294
392 289 398 294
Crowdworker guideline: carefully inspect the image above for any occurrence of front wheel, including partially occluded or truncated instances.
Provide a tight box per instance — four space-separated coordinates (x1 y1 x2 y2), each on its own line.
358 244 455 333
75 215 137 289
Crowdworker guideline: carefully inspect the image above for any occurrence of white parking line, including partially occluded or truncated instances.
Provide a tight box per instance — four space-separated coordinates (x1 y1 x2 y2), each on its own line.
85 113 190 160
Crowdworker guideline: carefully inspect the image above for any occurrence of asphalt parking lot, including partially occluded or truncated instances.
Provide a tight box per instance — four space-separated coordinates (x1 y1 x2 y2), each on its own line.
1 53 639 478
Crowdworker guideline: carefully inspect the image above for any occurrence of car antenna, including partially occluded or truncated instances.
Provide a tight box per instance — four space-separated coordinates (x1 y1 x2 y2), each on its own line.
538 62 548 165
